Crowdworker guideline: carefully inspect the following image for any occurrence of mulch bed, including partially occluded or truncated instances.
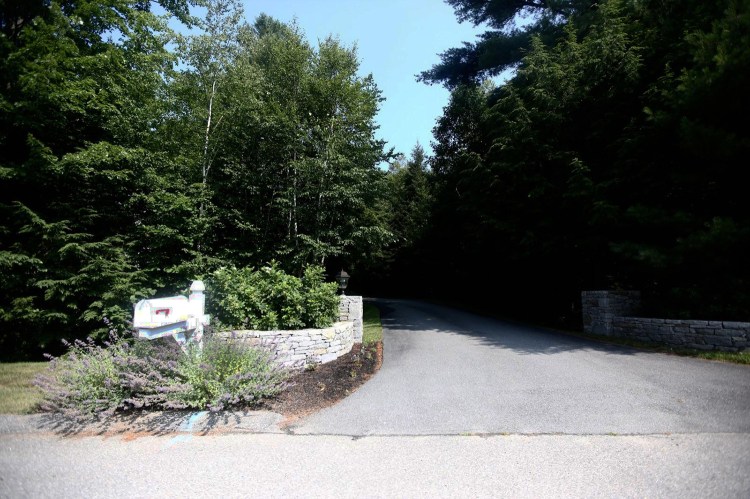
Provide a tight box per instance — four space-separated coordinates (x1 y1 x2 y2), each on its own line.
264 341 383 425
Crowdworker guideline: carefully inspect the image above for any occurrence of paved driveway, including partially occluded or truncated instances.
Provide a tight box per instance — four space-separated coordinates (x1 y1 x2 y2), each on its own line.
293 299 750 436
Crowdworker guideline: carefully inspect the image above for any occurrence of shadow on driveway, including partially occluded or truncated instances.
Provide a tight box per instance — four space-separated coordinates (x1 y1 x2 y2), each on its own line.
374 298 645 358
4 409 283 437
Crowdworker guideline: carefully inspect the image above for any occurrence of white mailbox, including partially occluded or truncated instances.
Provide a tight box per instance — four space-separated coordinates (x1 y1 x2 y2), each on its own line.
133 281 210 350
134 296 190 331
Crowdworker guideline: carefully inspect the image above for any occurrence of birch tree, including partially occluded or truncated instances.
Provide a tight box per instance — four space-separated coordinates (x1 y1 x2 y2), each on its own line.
173 0 245 215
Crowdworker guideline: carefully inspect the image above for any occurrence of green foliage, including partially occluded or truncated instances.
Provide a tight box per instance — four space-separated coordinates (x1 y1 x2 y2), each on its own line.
175 339 290 411
1 2 386 360
301 266 342 328
363 144 433 295
419 0 595 87
389 144 433 249
362 303 383 346
197 20 392 270
405 0 750 323
208 262 339 330
34 333 290 415
36 337 131 416
0 0 203 359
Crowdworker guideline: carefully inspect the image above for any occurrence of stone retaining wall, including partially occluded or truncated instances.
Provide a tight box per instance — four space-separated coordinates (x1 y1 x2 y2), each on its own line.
612 317 750 351
216 295 364 368
216 321 355 368
582 290 750 352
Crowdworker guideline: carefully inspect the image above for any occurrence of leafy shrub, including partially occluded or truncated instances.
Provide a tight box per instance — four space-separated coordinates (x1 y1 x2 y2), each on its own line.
35 336 131 415
175 339 290 411
208 262 339 330
301 266 341 328
35 332 290 416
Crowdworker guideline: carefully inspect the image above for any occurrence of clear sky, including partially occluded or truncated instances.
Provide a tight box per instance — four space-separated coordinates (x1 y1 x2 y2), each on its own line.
236 0 485 159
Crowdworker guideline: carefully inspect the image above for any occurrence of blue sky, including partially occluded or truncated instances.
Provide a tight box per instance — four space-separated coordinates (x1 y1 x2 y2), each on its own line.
233 0 487 159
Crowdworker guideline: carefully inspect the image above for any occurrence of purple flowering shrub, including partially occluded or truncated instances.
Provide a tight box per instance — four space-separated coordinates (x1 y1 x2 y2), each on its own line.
34 335 131 416
35 332 290 416
176 339 291 411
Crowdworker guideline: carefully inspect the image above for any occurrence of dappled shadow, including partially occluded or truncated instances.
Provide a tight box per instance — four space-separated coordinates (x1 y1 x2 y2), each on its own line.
33 410 196 437
199 410 243 435
371 298 646 358
25 409 284 437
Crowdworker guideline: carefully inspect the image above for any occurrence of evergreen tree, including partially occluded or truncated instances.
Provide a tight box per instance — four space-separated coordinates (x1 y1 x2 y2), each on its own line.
0 0 195 359
416 0 750 322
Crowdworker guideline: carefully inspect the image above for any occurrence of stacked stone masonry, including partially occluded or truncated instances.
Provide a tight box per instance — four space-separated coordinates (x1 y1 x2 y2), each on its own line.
338 295 363 342
216 322 355 368
217 295 363 369
612 317 750 351
582 290 749 352
581 290 641 336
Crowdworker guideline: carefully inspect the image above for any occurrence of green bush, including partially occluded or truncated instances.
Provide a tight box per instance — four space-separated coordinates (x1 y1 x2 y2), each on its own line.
208 262 339 330
301 266 342 328
35 333 290 416
35 337 131 415
176 340 290 411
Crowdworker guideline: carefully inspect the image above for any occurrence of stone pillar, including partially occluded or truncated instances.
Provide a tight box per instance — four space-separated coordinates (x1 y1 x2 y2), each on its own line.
338 295 363 343
581 290 641 336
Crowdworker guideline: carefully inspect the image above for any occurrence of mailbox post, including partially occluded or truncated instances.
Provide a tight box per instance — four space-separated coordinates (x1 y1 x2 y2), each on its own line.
189 280 206 346
133 280 210 352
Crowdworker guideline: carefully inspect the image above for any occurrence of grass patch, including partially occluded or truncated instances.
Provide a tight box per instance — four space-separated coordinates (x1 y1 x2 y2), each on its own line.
693 350 750 365
566 331 750 365
0 362 47 414
362 303 383 345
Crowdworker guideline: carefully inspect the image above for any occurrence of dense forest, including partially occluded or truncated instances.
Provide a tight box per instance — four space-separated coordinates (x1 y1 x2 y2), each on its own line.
373 0 750 327
1 0 748 360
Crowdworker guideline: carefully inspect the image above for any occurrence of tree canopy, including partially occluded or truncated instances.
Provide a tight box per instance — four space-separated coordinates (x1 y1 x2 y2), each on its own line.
398 0 750 324
418 0 593 87
0 0 390 359
1 0 747 359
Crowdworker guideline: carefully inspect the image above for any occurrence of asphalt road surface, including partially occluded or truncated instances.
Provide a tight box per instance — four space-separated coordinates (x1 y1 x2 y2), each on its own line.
294 299 750 436
2 299 749 497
